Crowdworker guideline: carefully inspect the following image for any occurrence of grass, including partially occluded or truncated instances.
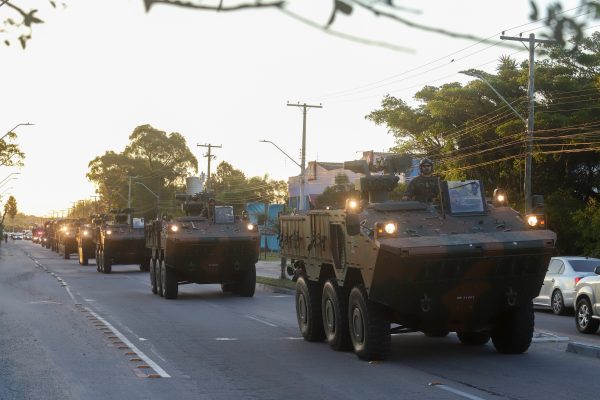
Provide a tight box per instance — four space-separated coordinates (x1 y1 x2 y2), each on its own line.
257 251 285 262
256 276 296 290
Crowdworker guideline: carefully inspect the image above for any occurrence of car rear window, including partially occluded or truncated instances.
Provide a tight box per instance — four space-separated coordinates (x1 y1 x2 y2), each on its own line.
569 260 600 272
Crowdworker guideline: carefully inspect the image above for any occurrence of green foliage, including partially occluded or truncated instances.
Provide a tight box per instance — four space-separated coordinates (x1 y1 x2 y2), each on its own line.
545 190 585 254
0 131 25 167
87 124 198 218
573 198 600 257
315 180 355 209
209 161 288 213
1 196 18 226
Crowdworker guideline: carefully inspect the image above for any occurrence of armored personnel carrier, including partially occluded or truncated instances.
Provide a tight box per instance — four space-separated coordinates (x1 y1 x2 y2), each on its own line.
145 193 259 300
76 215 106 266
96 209 147 274
280 156 556 361
57 219 81 259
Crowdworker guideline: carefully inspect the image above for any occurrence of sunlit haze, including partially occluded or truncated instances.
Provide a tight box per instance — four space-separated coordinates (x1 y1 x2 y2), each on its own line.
1 0 580 216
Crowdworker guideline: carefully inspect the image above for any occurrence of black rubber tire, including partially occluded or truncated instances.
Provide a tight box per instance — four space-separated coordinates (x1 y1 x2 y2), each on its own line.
139 257 150 272
322 280 352 351
575 298 600 334
295 275 325 342
491 301 534 354
348 285 391 361
163 264 178 300
551 289 565 315
157 259 164 297
102 251 112 274
237 264 256 297
150 258 157 294
457 331 491 346
96 248 101 272
424 330 450 338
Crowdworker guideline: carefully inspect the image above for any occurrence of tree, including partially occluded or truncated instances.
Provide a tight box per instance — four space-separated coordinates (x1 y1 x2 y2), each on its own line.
1 196 18 226
0 131 25 168
316 173 355 209
3 1 598 51
86 124 198 217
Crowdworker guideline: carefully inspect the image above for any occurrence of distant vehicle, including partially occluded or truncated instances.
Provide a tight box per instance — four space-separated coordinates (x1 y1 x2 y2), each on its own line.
23 231 32 240
144 193 259 300
280 156 556 361
533 257 600 315
11 233 23 240
57 220 80 259
96 209 147 274
574 265 600 333
32 227 45 243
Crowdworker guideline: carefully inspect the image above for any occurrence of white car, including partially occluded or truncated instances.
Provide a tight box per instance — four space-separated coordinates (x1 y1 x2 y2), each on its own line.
574 266 600 333
533 256 600 315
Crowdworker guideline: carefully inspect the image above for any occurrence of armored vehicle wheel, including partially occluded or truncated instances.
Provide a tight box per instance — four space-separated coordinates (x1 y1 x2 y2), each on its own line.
79 247 88 266
102 251 112 274
575 298 600 334
237 264 256 297
163 264 178 300
551 289 565 315
150 258 158 294
491 301 534 354
296 275 325 342
348 285 391 361
322 280 351 351
457 331 491 346
96 249 101 272
157 259 164 297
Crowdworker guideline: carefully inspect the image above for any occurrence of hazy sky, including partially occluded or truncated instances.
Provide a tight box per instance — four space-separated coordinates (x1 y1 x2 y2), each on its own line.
0 0 584 216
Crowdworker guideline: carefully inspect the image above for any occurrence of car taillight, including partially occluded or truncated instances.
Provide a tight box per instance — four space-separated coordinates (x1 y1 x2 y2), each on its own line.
575 276 583 285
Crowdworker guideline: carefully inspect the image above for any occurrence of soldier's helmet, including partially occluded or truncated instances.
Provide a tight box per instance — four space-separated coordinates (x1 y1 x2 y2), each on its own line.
419 158 433 174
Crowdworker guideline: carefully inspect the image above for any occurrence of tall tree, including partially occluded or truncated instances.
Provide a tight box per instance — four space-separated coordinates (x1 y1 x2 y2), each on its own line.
1 195 18 226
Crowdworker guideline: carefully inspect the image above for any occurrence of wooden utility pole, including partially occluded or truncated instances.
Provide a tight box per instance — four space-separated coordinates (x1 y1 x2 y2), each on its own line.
197 143 222 193
500 33 555 213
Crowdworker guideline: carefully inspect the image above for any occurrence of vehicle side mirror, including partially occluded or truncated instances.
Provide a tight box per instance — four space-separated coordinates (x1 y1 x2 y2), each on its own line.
595 266 600 275
346 214 361 236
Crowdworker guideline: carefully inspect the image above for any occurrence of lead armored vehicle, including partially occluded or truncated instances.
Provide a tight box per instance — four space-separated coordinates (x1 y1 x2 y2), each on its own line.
145 193 259 300
280 156 556 361
96 209 147 274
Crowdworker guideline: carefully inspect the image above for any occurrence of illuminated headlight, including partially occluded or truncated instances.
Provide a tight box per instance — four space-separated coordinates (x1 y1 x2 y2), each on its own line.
106 229 113 235
60 226 67 232
82 230 89 236
170 225 179 232
247 223 255 231
493 188 508 207
345 198 361 213
375 221 398 238
497 194 505 202
526 214 546 228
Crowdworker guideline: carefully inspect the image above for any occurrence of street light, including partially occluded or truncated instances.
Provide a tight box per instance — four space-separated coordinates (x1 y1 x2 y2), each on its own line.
460 70 532 213
1 123 34 142
134 182 160 217
259 139 306 210
0 172 20 187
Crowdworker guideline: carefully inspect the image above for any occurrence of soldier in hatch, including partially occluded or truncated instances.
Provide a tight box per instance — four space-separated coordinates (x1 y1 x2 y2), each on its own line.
403 158 439 203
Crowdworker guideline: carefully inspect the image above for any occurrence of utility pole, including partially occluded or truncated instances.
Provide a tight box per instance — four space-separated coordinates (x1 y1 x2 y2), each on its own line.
500 33 555 214
287 101 322 211
197 143 222 193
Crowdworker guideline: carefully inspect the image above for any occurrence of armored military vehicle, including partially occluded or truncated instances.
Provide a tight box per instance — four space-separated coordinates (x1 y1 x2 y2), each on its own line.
57 219 80 259
96 209 148 274
280 156 556 361
76 215 106 266
145 193 259 300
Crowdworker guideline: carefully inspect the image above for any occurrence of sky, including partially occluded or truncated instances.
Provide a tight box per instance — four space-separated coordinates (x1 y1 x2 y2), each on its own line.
0 0 585 216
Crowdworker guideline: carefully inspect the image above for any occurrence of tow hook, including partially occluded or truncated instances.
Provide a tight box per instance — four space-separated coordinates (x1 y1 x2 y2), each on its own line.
420 294 432 313
506 287 517 306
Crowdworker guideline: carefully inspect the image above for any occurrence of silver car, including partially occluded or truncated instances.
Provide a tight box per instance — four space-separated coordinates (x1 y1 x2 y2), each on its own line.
574 266 600 333
533 256 600 315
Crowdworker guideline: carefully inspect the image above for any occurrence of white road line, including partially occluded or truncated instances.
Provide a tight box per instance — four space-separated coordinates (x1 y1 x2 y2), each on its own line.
84 307 171 378
215 338 239 341
245 315 278 327
429 383 487 400
532 336 570 343
64 285 78 303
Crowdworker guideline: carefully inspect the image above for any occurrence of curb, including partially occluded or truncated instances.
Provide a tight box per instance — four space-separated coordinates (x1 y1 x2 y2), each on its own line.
566 342 600 359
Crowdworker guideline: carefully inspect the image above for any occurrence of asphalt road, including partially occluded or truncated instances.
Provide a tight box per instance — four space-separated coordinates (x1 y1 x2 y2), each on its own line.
1 240 599 400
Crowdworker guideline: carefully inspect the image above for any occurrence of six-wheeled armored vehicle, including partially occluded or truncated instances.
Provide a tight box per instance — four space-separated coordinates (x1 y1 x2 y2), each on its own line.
96 209 147 274
145 193 260 299
56 219 79 259
280 156 556 360
76 215 106 266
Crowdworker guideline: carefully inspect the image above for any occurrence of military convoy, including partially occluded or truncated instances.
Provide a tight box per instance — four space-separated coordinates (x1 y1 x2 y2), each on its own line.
145 193 260 299
95 209 147 274
57 220 80 260
279 156 556 361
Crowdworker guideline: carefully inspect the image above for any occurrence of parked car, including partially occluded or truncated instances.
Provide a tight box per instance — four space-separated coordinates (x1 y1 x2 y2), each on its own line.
533 256 600 315
574 266 600 333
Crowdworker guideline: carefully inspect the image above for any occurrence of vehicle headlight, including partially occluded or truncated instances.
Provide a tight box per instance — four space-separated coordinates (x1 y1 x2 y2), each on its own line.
345 198 361 213
247 223 255 231
61 226 67 232
375 221 398 239
525 214 546 228
170 224 179 232
527 215 538 226
83 230 89 236
106 229 112 235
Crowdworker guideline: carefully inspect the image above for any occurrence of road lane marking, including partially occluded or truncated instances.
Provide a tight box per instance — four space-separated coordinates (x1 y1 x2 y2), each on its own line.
215 338 239 341
84 307 171 378
429 382 487 400
245 315 278 327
